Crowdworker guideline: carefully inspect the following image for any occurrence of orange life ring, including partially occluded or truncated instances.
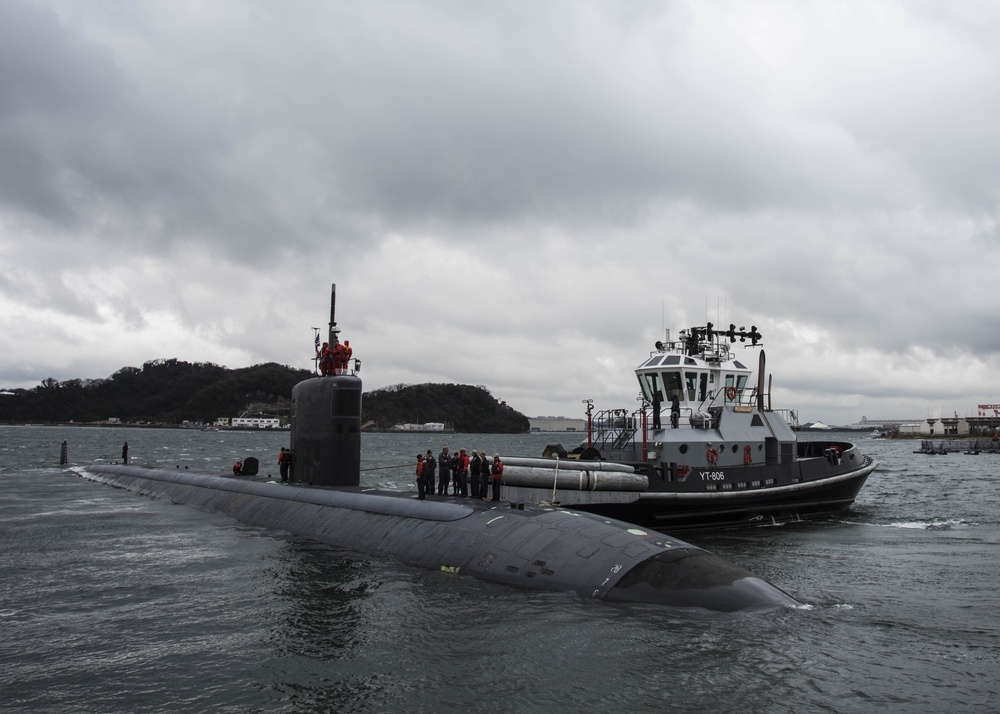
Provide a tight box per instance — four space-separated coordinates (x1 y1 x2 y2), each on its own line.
743 444 752 464
707 447 719 465
725 386 737 401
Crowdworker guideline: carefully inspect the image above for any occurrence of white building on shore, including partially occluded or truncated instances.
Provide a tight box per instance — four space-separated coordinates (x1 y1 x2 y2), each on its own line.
529 417 587 432
231 416 280 429
393 422 446 432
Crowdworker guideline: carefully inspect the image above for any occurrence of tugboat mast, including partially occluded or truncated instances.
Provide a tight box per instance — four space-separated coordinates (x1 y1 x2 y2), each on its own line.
671 322 763 359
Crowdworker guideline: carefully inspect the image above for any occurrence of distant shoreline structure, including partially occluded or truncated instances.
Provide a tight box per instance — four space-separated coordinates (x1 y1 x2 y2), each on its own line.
839 414 1000 437
528 417 586 432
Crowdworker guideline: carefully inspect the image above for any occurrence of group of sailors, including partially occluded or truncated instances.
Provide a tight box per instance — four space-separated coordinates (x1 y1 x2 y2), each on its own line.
415 447 503 502
317 337 353 376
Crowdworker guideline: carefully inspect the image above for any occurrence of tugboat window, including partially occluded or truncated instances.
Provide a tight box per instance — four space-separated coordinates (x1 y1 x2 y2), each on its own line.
640 373 660 400
662 372 683 400
685 372 698 401
665 356 681 365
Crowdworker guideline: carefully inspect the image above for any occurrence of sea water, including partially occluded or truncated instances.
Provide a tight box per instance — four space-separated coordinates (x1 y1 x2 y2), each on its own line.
1 426 998 713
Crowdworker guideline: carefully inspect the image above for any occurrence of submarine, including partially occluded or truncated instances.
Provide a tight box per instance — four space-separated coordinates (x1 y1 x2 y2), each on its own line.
76 285 799 612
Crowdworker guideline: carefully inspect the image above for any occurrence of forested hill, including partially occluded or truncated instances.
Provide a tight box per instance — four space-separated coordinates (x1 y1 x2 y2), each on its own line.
0 359 313 425
363 383 530 433
0 360 531 433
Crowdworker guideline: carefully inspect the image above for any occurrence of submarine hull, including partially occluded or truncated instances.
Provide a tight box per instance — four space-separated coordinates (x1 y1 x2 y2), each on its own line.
75 463 798 612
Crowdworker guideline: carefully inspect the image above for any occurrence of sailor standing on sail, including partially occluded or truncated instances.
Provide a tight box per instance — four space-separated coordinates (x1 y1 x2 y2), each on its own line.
318 342 333 375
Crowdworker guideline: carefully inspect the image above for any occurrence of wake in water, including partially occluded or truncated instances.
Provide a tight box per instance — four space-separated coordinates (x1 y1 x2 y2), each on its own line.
883 518 974 530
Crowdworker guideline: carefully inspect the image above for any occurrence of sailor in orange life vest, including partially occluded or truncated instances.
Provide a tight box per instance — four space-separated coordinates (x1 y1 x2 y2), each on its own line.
331 340 346 375
455 448 470 497
318 342 333 376
341 340 353 373
278 447 289 482
490 454 504 502
415 454 426 499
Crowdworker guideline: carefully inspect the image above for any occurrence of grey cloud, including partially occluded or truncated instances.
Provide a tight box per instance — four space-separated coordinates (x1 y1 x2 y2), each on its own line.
4 0 1000 425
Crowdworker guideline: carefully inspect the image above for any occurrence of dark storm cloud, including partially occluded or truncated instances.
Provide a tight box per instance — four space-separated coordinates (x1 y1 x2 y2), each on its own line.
0 2 221 249
1 0 910 253
296 5 904 226
0 0 342 265
0 0 131 225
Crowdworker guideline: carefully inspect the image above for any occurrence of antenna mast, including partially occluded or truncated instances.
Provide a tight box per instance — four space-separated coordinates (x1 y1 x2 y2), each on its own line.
328 283 340 345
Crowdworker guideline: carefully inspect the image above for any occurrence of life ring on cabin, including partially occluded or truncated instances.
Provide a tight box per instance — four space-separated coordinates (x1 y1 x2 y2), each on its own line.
725 386 737 401
743 444 752 464
707 447 719 465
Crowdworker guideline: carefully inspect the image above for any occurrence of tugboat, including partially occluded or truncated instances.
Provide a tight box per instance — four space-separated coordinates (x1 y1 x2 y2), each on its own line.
502 323 878 531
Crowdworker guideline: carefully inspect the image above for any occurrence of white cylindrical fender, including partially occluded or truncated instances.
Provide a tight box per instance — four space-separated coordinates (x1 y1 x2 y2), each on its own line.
500 456 636 474
502 465 648 491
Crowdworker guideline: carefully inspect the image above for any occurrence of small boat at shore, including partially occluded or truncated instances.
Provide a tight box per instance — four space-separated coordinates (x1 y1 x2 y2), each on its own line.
502 323 878 531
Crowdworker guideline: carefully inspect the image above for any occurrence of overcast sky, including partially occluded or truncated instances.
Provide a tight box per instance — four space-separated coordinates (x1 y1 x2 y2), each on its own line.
3 0 999 425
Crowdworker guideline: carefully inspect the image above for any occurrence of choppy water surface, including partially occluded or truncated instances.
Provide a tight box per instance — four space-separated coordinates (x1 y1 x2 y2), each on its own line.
1 426 998 712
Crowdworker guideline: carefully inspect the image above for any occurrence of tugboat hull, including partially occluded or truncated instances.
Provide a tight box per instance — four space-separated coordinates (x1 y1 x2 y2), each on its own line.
506 458 875 531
